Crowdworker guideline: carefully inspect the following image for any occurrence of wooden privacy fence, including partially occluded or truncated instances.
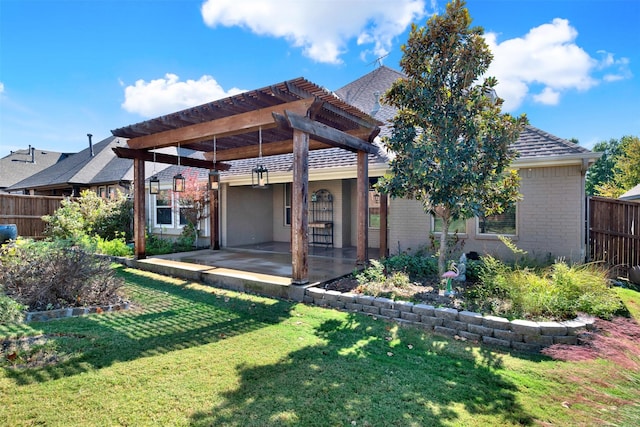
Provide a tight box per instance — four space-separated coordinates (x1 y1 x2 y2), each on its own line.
589 196 640 277
0 194 64 238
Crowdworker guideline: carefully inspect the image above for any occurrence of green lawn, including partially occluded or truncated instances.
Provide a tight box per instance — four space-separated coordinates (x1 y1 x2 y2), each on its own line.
1 266 639 426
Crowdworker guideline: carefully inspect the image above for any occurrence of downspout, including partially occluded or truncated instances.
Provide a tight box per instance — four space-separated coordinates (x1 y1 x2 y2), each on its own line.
581 158 589 262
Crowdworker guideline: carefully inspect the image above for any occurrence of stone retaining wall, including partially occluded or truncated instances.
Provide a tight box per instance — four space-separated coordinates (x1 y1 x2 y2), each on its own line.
304 287 594 352
24 302 130 323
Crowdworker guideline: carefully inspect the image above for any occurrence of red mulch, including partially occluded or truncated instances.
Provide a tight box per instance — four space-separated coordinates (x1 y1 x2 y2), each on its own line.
542 317 640 369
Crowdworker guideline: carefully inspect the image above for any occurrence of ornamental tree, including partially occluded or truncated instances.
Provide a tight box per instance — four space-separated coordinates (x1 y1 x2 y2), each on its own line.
378 0 527 275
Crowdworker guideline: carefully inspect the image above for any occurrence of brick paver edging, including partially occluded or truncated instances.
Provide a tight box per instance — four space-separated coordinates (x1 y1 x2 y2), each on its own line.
24 302 130 323
304 287 595 352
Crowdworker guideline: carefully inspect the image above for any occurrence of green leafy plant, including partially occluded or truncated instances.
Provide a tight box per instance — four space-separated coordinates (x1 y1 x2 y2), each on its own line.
0 294 26 324
355 259 386 285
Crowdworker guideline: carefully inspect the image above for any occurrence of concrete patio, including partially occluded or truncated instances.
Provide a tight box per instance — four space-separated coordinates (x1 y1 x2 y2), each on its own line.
124 243 379 301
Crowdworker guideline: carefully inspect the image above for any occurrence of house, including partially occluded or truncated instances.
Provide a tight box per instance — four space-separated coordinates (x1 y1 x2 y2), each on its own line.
128 66 600 265
7 135 166 197
619 183 640 202
0 146 70 193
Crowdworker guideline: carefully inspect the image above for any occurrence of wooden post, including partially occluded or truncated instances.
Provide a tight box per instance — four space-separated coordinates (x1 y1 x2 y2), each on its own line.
133 157 146 259
380 193 388 258
357 151 369 265
210 186 220 250
292 129 309 284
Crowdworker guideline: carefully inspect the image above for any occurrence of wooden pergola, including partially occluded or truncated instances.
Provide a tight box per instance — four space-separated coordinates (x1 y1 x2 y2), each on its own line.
112 78 381 285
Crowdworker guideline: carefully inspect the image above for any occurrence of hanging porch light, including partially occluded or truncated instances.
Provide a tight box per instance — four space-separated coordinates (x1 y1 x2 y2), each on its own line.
251 127 269 189
209 135 220 191
173 143 185 192
149 149 160 194
149 175 160 194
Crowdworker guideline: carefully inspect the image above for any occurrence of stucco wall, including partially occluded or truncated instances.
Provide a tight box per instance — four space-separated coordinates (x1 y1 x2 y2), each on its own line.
272 183 290 243
225 185 274 246
387 165 585 262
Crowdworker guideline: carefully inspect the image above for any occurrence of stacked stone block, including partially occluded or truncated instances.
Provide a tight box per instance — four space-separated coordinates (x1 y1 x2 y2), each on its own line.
305 287 593 352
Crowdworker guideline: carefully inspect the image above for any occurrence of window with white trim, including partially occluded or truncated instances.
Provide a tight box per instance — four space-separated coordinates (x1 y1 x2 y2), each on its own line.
155 190 173 226
368 178 381 229
477 204 517 235
284 183 292 226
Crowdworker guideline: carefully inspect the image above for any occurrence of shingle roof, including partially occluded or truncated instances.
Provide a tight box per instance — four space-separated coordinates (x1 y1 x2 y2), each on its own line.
513 125 593 158
8 136 142 191
620 183 640 201
0 147 69 190
334 65 597 160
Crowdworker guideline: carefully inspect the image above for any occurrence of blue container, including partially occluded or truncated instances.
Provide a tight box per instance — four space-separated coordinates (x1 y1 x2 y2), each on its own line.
0 224 18 243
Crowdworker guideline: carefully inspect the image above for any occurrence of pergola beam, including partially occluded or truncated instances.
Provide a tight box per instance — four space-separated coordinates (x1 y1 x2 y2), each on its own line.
203 139 332 162
280 111 378 154
112 147 231 170
126 99 317 150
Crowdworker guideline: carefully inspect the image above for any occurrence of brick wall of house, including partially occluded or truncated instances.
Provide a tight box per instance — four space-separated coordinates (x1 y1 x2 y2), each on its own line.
386 165 585 262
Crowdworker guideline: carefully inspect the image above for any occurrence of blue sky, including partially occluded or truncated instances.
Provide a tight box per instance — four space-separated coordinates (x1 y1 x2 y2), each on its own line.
1 0 638 158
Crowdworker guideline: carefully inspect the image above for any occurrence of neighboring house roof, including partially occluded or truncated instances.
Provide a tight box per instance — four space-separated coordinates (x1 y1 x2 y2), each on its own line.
8 136 166 192
0 146 69 190
620 183 640 201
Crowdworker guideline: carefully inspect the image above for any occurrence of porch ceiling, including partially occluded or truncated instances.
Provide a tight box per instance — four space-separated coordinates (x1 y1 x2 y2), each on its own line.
111 77 382 163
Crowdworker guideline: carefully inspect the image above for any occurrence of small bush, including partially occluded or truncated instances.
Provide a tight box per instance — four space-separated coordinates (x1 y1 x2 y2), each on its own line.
0 240 124 311
146 234 176 256
0 294 26 324
356 259 386 285
383 252 438 280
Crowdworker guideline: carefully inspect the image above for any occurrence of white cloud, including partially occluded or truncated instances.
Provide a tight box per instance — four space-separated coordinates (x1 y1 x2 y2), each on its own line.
484 18 601 112
200 0 427 64
0 82 4 94
532 87 560 105
121 73 246 117
597 51 632 82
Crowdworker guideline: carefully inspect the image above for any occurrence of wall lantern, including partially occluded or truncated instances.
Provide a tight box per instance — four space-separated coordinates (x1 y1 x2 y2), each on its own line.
173 143 185 192
149 175 160 194
251 127 269 189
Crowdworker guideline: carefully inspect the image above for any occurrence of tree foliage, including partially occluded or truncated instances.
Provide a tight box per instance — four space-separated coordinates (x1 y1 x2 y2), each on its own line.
586 138 623 195
378 0 527 275
588 135 640 197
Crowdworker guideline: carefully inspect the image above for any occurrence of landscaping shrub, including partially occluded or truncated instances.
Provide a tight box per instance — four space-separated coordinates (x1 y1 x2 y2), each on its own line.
0 240 124 311
43 189 133 242
469 255 623 320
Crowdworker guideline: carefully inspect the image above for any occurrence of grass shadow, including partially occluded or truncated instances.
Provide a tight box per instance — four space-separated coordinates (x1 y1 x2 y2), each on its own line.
1 266 293 385
190 313 534 426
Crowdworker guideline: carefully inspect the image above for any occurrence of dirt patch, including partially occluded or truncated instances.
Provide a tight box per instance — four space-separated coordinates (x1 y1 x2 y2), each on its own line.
1 333 80 369
324 276 472 310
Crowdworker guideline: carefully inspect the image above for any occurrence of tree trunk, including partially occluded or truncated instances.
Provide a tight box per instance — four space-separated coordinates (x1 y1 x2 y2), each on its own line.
438 217 450 277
